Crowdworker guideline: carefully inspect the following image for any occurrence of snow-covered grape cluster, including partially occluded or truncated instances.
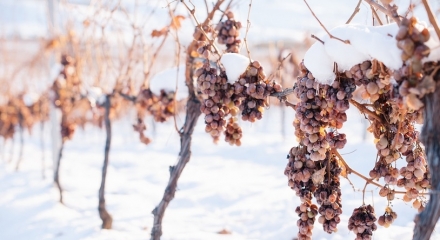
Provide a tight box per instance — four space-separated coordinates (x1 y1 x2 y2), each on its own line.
284 14 436 240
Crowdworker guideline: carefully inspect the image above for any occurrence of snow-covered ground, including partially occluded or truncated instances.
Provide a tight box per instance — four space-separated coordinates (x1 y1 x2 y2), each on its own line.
1 107 440 240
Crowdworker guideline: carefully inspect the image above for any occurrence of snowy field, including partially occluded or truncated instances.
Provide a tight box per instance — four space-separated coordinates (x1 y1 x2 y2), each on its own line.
2 0 440 240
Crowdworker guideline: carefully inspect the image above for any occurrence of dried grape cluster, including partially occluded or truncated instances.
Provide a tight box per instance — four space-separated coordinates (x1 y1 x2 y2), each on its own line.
286 64 351 238
295 199 317 240
315 153 343 234
293 67 328 161
216 11 242 53
397 149 430 210
321 75 356 130
348 205 377 240
394 17 433 111
377 206 398 228
285 15 437 240
285 146 316 200
348 60 392 103
237 61 282 122
224 117 242 146
197 62 230 142
133 87 179 145
196 54 282 144
51 55 84 141
346 58 429 207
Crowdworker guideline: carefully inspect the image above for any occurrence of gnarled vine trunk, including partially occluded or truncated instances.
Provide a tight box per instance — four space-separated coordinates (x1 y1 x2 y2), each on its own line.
150 94 201 240
54 140 64 203
15 112 24 171
98 94 113 229
413 73 440 240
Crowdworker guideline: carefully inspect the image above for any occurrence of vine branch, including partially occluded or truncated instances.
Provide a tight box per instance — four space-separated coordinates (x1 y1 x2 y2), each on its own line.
346 0 363 24
363 0 400 25
303 0 350 44
421 0 440 41
244 0 253 62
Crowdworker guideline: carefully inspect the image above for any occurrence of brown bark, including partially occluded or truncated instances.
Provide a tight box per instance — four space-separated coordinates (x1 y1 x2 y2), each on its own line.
14 113 24 171
54 140 64 204
41 121 46 179
150 2 224 239
150 97 201 240
8 134 15 163
413 76 440 240
98 94 113 229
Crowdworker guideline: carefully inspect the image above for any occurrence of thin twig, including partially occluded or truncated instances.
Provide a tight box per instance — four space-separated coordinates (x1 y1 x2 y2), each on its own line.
349 99 386 127
303 0 350 44
363 0 400 24
371 5 384 26
284 100 296 109
421 0 440 41
167 0 183 134
362 181 369 205
243 0 253 62
181 0 223 58
332 149 422 195
346 0 363 24
204 0 210 16
270 87 295 99
268 53 291 81
118 92 136 102
311 34 324 44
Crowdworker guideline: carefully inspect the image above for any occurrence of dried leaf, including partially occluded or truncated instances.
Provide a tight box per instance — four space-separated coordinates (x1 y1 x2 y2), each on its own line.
151 27 168 38
140 134 151 145
217 229 232 235
338 159 347 178
133 121 146 132
312 166 326 185
170 15 185 29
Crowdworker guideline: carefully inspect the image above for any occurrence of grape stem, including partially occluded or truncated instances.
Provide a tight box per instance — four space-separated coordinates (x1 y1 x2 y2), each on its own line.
363 0 400 25
118 92 136 103
362 181 369 205
346 0 363 24
311 35 324 44
243 0 253 63
370 5 384 26
349 99 387 127
267 53 292 81
284 100 296 110
332 149 412 195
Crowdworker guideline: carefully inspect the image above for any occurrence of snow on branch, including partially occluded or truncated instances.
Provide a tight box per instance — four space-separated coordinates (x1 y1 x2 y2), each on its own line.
220 53 250 83
304 23 440 85
304 23 402 84
149 66 188 101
